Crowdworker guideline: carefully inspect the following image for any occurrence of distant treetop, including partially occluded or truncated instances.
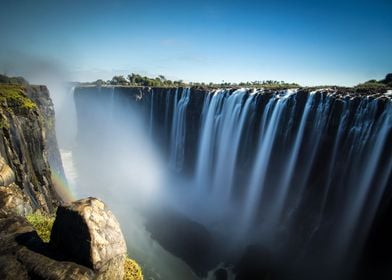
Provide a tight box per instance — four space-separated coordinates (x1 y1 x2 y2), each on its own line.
354 73 392 91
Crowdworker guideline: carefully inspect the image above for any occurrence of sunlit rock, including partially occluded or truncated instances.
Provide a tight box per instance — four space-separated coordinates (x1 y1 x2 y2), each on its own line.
50 197 127 279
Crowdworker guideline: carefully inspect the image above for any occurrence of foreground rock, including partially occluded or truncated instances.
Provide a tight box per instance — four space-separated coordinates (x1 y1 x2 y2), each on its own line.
0 197 127 280
50 197 127 279
0 212 94 280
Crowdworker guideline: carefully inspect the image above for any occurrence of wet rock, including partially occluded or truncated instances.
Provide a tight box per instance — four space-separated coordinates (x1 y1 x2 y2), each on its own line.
214 268 228 280
145 206 219 277
50 197 127 279
235 245 274 280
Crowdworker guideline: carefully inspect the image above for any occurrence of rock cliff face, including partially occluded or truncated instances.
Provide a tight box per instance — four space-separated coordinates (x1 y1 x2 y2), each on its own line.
0 79 128 280
0 83 62 213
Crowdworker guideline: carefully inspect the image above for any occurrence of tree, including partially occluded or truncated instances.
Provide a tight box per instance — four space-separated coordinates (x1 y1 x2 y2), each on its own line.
383 73 392 85
111 75 128 85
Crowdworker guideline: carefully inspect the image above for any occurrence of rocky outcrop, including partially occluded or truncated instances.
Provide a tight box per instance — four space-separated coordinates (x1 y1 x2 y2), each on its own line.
0 211 95 280
0 79 128 279
50 197 127 280
0 198 127 280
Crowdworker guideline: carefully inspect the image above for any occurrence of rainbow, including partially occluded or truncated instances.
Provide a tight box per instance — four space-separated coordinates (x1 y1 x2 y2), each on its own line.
51 168 76 203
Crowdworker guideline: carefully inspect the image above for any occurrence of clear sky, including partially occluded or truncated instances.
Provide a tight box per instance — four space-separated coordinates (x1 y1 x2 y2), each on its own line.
0 0 391 86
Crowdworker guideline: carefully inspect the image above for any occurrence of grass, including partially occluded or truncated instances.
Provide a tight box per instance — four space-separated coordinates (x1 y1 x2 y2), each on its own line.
26 212 54 242
0 84 37 111
26 212 143 280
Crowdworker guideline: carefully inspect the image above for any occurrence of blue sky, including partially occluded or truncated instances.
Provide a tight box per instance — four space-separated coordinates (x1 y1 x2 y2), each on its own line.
0 0 391 86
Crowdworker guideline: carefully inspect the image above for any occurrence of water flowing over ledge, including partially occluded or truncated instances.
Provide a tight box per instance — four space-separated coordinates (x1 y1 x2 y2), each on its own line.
74 86 392 279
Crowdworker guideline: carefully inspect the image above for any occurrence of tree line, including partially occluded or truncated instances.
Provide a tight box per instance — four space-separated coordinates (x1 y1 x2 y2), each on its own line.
91 74 300 88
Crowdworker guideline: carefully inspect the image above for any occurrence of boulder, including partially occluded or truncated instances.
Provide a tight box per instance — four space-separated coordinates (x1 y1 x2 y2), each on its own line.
0 212 94 280
50 197 127 279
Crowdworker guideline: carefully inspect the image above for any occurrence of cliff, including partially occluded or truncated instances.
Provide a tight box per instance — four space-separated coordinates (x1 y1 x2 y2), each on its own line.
0 83 62 214
0 79 133 280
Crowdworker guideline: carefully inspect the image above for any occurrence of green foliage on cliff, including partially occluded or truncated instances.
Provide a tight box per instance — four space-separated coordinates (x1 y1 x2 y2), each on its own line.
0 85 37 111
26 212 54 242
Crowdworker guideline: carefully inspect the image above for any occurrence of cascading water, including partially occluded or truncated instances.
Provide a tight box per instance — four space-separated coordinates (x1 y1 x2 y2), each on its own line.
73 86 392 279
170 88 191 171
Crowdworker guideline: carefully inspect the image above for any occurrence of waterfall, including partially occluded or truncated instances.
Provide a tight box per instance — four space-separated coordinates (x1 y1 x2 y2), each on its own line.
187 89 391 264
169 88 191 171
74 86 392 277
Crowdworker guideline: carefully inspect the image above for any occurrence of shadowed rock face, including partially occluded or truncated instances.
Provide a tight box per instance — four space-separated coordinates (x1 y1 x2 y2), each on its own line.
50 197 127 279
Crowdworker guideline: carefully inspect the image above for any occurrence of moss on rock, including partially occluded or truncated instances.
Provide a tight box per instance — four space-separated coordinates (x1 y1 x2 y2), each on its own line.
0 84 37 112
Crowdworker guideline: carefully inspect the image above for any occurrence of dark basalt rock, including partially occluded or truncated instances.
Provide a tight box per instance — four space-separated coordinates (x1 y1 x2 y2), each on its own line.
234 245 275 280
145 206 219 277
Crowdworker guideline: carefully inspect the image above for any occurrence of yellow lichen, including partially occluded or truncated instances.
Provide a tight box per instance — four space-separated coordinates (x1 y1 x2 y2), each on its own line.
124 257 144 280
0 84 37 111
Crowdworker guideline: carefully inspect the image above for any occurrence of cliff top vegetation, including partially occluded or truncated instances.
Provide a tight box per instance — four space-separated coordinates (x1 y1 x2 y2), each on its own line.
81 73 300 89
79 73 392 92
0 84 37 111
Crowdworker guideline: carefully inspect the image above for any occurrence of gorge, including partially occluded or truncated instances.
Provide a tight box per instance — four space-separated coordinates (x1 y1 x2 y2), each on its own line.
72 86 392 280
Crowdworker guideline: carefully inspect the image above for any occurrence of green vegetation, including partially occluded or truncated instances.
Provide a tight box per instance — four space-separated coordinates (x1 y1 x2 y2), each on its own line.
0 84 37 111
354 73 392 91
26 212 55 242
87 73 299 89
26 212 143 279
